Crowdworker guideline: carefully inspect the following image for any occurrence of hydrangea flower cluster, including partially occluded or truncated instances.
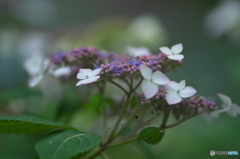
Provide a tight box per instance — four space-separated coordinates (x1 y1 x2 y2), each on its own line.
24 43 240 158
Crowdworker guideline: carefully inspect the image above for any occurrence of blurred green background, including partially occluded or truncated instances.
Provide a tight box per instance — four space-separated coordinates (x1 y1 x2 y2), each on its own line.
0 0 239 159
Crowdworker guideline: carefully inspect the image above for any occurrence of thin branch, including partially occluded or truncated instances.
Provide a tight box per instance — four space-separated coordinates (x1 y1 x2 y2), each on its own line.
108 79 128 94
100 152 109 159
159 106 173 129
109 137 138 148
163 112 203 129
131 77 143 93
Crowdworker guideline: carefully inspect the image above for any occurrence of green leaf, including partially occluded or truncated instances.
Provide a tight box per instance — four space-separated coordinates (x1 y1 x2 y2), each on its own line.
0 115 73 134
35 129 101 159
138 127 164 145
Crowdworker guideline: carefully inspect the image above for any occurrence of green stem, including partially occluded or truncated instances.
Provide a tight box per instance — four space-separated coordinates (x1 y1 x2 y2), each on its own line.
100 152 109 159
108 79 128 94
112 107 139 139
164 111 203 129
131 77 143 93
109 137 138 148
108 94 131 140
160 106 173 129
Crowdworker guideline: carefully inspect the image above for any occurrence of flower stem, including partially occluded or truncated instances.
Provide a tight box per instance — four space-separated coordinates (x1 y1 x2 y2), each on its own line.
108 79 128 94
164 112 203 129
160 106 173 129
108 137 138 148
108 94 131 140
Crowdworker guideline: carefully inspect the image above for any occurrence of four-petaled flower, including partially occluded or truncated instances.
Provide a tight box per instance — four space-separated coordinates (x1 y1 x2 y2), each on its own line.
159 43 184 61
164 80 196 105
139 64 169 99
76 68 102 86
218 93 240 117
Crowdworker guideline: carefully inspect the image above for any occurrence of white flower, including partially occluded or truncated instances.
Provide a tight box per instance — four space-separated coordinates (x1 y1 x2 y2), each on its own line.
53 67 71 77
217 93 240 117
23 51 50 87
76 68 102 86
126 46 151 57
159 43 184 61
23 51 50 76
164 80 197 105
139 64 169 99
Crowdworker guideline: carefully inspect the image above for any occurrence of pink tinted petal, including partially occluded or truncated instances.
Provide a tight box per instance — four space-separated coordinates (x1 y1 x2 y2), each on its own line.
167 55 184 61
218 93 232 108
171 43 183 54
159 47 172 55
139 65 152 80
166 92 182 105
88 68 102 77
178 80 186 90
141 80 158 99
76 76 100 86
180 86 196 98
152 71 169 85
164 81 179 93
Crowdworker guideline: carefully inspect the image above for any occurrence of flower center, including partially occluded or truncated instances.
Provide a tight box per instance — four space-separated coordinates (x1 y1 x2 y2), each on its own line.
177 90 180 94
86 75 89 79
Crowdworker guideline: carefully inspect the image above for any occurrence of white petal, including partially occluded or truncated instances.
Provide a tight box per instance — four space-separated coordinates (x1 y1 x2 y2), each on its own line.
166 92 182 105
227 104 240 117
232 104 240 114
53 67 71 77
77 68 93 79
141 80 158 99
167 54 184 61
227 106 237 117
29 76 43 87
159 47 172 55
164 81 179 93
218 93 232 108
139 65 152 80
126 46 150 56
171 43 183 54
152 71 169 85
76 76 100 86
178 80 186 90
24 52 50 76
88 68 102 78
180 86 197 98
202 112 219 123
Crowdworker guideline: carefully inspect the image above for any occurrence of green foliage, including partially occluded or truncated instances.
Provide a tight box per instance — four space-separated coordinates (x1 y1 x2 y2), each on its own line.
0 87 40 105
138 127 164 145
0 115 73 134
88 93 103 113
35 129 101 159
56 86 82 119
